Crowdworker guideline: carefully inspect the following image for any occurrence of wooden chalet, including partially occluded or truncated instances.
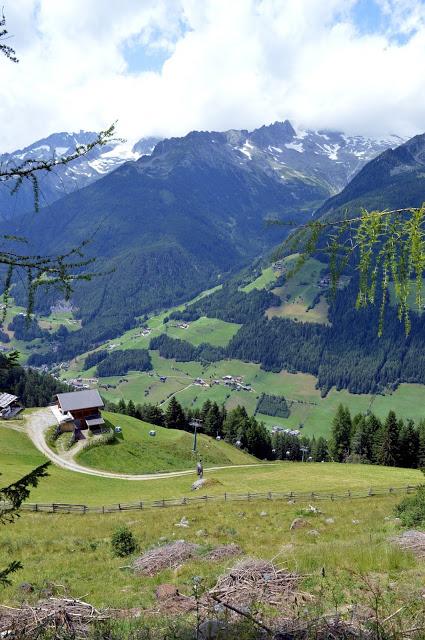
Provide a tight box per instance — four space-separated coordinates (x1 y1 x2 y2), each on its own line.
0 393 22 419
52 389 105 432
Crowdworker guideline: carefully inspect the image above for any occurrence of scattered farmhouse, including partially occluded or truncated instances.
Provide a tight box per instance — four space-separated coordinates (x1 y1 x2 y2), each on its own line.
0 393 22 419
271 426 301 437
221 375 252 391
51 389 105 432
194 377 208 387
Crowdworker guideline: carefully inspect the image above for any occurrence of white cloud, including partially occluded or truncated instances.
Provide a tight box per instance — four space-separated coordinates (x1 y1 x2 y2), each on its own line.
1 0 425 151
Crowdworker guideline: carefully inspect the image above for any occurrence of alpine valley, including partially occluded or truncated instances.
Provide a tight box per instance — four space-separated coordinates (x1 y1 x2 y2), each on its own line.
3 120 425 435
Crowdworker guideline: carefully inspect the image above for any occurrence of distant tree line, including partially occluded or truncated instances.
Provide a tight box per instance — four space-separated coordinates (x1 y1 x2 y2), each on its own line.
90 349 152 377
168 285 279 324
105 396 425 469
150 334 224 362
255 393 290 418
84 350 108 370
329 405 425 468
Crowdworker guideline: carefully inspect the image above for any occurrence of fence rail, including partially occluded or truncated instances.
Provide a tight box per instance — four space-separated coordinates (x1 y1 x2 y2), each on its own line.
14 484 418 515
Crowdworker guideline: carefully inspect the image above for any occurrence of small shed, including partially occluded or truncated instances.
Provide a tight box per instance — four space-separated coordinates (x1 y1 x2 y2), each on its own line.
0 393 22 419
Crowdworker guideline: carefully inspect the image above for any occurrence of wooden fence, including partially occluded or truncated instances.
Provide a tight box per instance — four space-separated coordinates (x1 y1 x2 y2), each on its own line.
17 484 418 515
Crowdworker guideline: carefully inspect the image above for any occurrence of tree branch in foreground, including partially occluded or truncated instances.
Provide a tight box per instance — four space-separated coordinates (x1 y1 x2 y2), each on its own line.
270 205 425 335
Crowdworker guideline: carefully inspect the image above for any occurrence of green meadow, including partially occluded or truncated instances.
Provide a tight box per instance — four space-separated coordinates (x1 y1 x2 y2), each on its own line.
0 491 422 611
0 424 421 506
77 412 257 474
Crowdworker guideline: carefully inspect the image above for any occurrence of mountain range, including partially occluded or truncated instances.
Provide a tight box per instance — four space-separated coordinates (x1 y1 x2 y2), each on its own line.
0 131 161 218
0 121 402 220
316 132 425 220
1 119 414 364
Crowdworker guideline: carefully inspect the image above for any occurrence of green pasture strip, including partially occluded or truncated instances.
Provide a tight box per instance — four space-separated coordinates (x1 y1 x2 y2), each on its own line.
0 495 421 609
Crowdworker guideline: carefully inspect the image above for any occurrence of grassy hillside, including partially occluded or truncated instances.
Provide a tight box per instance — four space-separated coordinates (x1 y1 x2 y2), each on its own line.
0 492 422 610
265 255 330 324
76 412 257 474
0 423 421 506
241 266 277 292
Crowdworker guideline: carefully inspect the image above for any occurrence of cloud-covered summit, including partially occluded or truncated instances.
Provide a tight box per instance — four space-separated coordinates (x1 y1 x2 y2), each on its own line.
2 0 425 151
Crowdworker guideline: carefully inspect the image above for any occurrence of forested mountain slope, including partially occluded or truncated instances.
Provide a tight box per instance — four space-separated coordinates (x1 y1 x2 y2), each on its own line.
6 120 396 356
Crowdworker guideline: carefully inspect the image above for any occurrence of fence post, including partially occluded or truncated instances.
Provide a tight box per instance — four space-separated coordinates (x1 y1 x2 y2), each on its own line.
389 487 393 493
102 506 105 514
118 503 121 511
162 498 165 507
347 490 351 498
224 492 227 502
247 492 250 501
268 491 272 500
140 502 143 510
35 503 38 512
83 505 87 514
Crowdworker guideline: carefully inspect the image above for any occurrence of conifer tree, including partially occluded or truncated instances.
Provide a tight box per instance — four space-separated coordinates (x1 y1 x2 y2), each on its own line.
351 414 376 461
398 420 419 468
313 436 329 462
1 463 50 586
367 414 383 463
203 401 222 436
329 404 352 462
378 411 400 467
165 396 187 430
126 399 136 417
223 406 247 443
418 420 425 469
117 398 127 415
200 400 212 423
246 418 271 458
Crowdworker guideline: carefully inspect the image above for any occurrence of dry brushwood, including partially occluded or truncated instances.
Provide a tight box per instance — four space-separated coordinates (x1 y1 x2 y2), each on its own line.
209 558 308 611
272 614 374 639
204 544 243 562
0 597 108 639
132 540 201 576
391 529 425 558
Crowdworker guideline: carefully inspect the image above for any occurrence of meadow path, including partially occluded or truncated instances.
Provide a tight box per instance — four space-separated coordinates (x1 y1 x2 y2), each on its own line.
8 408 273 481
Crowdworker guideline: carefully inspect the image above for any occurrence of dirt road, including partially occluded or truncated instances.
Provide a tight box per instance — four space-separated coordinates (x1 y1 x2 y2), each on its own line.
6 408 273 481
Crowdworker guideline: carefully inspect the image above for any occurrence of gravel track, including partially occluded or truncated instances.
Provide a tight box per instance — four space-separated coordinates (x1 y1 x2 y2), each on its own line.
5 408 273 481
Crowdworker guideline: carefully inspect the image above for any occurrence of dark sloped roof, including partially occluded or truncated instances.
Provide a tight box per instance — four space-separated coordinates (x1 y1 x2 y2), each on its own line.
57 389 104 412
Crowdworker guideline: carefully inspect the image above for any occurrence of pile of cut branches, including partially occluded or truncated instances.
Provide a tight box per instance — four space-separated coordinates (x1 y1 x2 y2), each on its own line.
0 596 108 639
204 544 242 562
133 540 201 576
209 558 307 610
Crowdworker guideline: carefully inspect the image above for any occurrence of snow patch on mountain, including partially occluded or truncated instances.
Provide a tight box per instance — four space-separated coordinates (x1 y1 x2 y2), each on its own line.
239 140 255 159
285 141 304 153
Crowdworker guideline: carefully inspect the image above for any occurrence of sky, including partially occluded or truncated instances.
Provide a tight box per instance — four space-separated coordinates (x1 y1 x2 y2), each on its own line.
2 0 425 152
